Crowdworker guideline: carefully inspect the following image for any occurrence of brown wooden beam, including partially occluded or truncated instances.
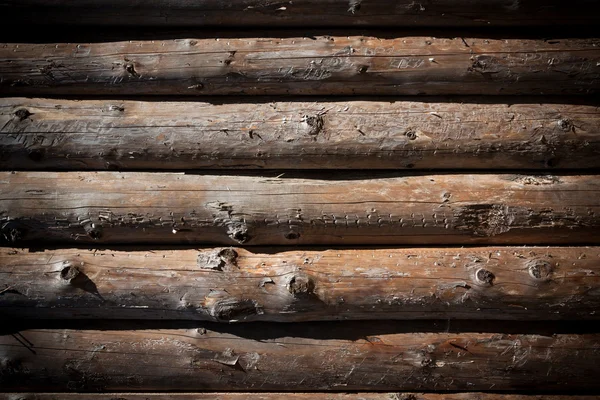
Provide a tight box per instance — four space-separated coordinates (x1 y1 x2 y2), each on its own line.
0 246 598 321
1 37 599 96
0 326 598 391
2 97 598 170
1 394 598 400
1 0 598 28
2 172 600 246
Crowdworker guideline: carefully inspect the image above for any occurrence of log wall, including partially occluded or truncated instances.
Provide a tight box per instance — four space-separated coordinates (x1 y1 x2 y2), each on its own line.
1 1 600 398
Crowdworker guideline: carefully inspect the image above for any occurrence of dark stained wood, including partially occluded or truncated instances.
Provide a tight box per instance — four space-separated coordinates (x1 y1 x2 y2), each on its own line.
1 246 598 321
1 394 598 400
2 172 600 246
1 0 598 27
0 327 599 391
2 97 599 170
1 37 599 96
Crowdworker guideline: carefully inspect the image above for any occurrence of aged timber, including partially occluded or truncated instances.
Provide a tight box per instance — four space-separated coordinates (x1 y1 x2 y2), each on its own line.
0 325 599 391
2 0 599 27
1 97 599 170
1 172 600 246
0 247 598 321
1 37 599 96
2 395 599 400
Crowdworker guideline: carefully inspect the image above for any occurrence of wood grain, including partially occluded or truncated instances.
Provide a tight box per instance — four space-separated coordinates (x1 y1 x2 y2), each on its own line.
2 172 600 246
1 37 599 96
2 97 599 170
0 327 598 391
1 394 598 400
1 0 598 27
0 246 598 321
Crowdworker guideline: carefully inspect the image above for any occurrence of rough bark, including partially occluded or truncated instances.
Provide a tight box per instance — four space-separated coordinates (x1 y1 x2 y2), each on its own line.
1 246 599 321
1 0 599 27
1 394 598 400
0 326 599 391
2 172 600 246
1 97 598 170
1 37 599 96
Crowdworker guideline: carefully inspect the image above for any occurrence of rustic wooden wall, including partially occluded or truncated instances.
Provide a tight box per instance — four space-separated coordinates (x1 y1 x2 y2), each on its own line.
1 1 599 399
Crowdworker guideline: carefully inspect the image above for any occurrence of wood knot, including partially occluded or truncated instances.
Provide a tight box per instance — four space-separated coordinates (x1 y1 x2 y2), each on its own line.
209 298 261 322
227 224 249 244
14 108 32 121
357 65 369 74
60 263 80 282
528 260 553 281
302 114 324 136
474 268 495 286
83 222 103 240
287 275 315 296
557 118 573 132
404 128 418 140
124 63 139 77
198 249 238 271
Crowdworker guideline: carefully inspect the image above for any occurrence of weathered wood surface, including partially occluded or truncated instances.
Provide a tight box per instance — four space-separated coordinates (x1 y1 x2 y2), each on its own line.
1 246 599 321
2 97 599 170
2 0 599 27
1 37 599 96
2 394 598 400
2 172 600 246
1 326 599 391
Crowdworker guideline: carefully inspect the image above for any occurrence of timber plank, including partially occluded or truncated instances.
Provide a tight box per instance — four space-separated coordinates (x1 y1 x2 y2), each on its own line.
1 97 599 170
1 37 599 96
0 246 599 321
2 0 599 28
1 172 600 246
0 326 598 391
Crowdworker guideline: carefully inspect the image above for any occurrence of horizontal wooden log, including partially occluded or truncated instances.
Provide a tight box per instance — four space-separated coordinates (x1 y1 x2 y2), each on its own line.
2 394 598 400
1 37 599 96
2 0 599 27
1 326 599 391
1 246 599 322
2 172 600 246
2 97 599 170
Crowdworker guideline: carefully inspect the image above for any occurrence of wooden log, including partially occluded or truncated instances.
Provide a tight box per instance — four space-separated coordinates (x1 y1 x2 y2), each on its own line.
2 97 599 170
1 246 598 321
2 394 598 400
1 37 599 96
1 0 599 28
0 325 599 391
2 172 600 246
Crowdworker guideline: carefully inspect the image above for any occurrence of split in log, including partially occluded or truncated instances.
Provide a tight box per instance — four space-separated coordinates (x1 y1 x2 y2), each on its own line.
0 246 599 321
2 394 599 400
1 37 599 96
1 97 599 170
1 172 600 246
1 0 599 27
0 324 599 391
